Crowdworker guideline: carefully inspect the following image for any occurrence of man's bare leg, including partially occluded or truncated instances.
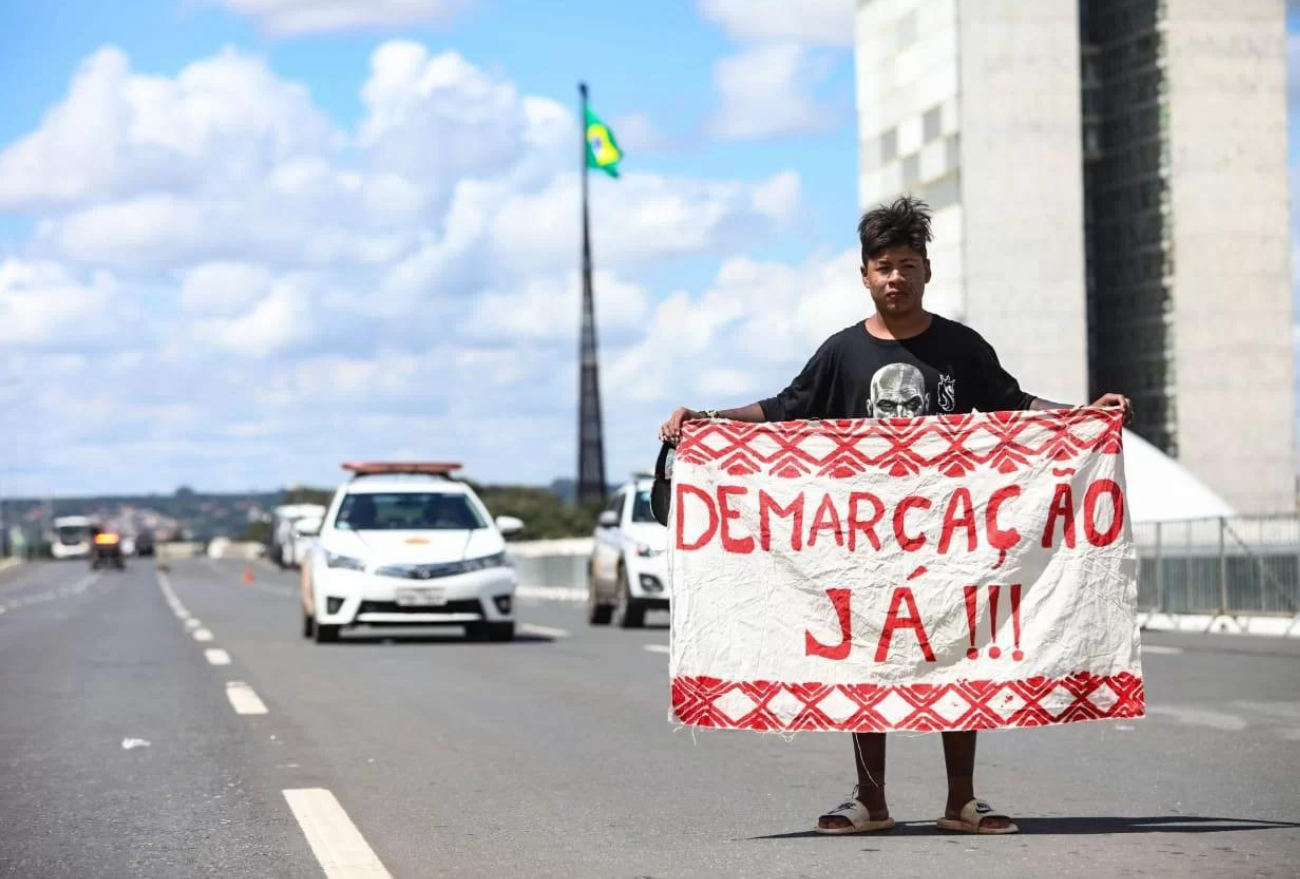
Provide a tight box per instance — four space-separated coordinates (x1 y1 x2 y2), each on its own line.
941 731 1011 830
818 732 889 830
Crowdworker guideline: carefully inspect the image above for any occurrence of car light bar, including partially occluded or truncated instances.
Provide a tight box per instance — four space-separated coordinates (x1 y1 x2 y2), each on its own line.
93 533 120 545
341 462 463 476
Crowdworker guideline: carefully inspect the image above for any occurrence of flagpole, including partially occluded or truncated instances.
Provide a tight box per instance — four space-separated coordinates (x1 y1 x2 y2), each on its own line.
576 82 607 503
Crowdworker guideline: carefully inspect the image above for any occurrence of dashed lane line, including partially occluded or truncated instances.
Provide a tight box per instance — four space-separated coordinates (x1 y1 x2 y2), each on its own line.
519 623 570 638
205 649 232 666
193 628 214 642
283 788 393 879
225 681 268 715
643 644 670 655
1142 645 1184 655
156 570 194 620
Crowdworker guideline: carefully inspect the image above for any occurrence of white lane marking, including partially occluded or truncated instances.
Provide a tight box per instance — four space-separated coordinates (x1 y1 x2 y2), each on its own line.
283 788 393 879
1 571 101 613
193 628 214 642
225 681 268 715
121 737 151 750
519 623 570 638
184 618 202 630
643 644 670 655
1142 645 1183 655
205 648 232 666
156 570 194 621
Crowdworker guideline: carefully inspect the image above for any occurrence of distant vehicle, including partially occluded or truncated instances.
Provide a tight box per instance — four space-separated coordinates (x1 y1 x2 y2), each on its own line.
289 515 322 568
270 503 327 569
51 515 94 560
587 474 668 628
300 462 523 644
89 528 126 571
134 530 156 557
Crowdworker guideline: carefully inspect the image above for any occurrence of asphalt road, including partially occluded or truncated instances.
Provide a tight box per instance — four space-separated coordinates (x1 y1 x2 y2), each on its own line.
1 558 1298 878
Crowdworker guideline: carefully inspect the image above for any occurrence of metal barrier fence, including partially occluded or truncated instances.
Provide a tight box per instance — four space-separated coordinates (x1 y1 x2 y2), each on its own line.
511 552 589 591
508 538 592 591
508 520 1300 616
1134 515 1300 615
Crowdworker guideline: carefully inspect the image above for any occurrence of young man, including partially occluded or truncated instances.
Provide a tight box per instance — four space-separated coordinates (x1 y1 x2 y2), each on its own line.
659 196 1132 835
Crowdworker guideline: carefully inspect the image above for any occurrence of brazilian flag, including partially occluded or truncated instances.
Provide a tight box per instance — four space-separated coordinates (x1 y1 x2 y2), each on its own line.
585 107 623 178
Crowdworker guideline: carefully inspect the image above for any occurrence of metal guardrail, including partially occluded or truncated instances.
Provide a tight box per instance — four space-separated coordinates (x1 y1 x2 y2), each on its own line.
1134 515 1300 616
509 519 1300 618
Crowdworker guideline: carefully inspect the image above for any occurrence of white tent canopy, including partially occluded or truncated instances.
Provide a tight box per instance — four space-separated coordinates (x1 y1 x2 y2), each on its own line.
1122 429 1235 523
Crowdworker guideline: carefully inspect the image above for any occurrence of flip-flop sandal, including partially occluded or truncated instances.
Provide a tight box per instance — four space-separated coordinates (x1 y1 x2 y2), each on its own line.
815 797 896 835
935 799 1020 835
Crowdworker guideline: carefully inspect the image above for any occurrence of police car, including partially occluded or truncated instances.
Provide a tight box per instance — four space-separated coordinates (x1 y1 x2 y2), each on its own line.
300 463 523 643
587 473 668 628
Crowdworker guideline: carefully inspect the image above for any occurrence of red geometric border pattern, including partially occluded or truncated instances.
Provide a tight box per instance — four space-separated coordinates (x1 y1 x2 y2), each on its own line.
671 672 1144 732
676 408 1124 480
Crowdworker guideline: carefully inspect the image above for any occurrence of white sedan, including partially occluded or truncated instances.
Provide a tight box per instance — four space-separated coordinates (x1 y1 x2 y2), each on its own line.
301 463 523 643
587 477 668 628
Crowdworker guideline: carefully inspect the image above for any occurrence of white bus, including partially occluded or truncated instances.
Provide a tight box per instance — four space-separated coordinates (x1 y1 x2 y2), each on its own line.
51 515 94 560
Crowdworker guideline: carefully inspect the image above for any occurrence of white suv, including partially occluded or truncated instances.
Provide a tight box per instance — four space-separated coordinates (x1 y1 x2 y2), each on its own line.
301 463 523 643
587 477 668 628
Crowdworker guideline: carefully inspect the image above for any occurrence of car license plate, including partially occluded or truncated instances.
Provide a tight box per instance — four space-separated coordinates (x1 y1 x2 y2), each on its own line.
395 587 447 606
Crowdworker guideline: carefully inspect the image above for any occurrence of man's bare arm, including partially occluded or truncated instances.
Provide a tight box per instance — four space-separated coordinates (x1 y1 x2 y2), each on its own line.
658 403 766 443
1030 393 1133 424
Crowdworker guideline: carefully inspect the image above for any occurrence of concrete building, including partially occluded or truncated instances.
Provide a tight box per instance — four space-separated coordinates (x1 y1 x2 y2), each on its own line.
854 0 1294 513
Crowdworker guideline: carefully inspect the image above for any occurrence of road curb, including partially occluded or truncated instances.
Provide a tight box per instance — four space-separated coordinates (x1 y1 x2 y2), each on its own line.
1138 611 1300 639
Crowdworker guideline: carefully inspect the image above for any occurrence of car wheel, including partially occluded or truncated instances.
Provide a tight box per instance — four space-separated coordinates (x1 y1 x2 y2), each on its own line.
613 565 645 629
488 622 515 642
587 564 612 625
313 623 339 644
302 611 315 639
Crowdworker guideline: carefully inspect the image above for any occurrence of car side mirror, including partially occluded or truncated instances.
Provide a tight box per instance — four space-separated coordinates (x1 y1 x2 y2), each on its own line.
495 515 524 535
598 510 620 528
650 441 675 527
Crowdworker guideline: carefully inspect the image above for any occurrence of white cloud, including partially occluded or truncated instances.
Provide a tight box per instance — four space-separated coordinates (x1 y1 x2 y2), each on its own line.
204 0 474 36
180 261 275 315
0 259 126 350
698 0 855 47
0 41 823 494
192 274 318 358
0 47 334 210
706 44 839 141
606 248 867 403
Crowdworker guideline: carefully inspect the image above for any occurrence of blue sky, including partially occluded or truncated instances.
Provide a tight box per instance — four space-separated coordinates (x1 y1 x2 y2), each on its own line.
0 0 1294 497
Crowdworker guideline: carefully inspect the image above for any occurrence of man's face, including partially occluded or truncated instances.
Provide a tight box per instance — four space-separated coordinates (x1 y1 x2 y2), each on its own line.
861 244 930 317
867 363 929 418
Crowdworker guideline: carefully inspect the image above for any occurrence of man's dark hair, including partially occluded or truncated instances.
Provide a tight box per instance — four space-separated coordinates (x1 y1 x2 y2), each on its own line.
858 195 933 263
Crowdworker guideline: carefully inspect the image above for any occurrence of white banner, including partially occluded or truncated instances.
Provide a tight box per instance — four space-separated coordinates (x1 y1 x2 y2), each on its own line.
668 408 1144 732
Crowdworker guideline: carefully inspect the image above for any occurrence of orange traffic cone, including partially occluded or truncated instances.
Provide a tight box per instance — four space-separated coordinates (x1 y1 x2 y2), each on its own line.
242 565 254 586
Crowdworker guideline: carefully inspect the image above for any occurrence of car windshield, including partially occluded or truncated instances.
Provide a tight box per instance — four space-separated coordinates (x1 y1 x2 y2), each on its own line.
334 492 486 531
57 526 90 545
631 490 657 523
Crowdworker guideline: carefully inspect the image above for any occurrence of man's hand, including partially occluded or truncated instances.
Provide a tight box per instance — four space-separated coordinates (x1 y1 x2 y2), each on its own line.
659 407 703 444
1091 392 1133 424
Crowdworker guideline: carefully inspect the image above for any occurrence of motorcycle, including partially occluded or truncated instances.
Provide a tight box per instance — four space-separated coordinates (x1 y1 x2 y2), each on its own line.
90 530 126 571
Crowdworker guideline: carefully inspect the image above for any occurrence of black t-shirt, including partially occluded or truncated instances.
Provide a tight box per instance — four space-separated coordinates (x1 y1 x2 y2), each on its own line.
759 315 1035 421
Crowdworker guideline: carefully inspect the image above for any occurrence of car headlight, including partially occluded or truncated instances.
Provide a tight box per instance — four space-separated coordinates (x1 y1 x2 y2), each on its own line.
458 552 510 572
325 551 366 571
635 544 663 558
